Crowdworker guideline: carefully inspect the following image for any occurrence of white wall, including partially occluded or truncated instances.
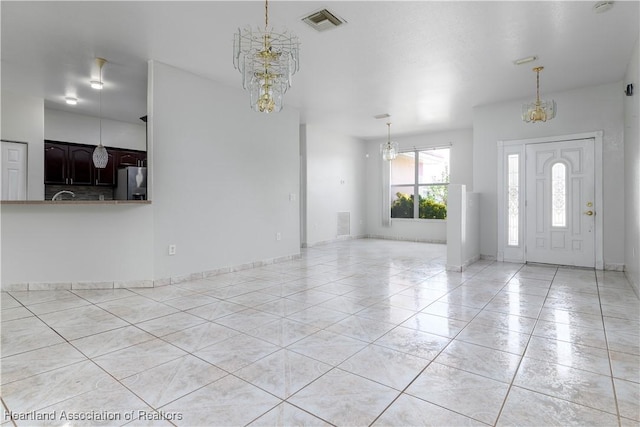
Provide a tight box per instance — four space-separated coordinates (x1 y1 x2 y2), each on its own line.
45 109 146 150
465 192 480 265
1 204 153 285
150 61 300 280
1 91 45 200
624 38 639 294
473 82 625 266
447 185 480 271
365 128 473 243
304 124 367 246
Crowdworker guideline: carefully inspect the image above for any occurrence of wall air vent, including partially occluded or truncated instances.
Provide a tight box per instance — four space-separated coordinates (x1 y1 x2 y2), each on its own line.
337 212 350 236
302 9 346 32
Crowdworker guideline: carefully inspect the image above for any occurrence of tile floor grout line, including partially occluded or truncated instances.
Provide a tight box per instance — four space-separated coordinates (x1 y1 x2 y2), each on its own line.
64 299 249 426
489 265 624 423
595 271 624 427
1 396 18 427
25 289 226 423
233 366 337 427
275 259 460 426
368 260 525 427
492 263 558 426
9 312 181 426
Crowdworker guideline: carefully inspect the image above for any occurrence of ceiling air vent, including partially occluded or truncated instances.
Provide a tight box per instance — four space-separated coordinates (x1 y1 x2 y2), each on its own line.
302 9 346 32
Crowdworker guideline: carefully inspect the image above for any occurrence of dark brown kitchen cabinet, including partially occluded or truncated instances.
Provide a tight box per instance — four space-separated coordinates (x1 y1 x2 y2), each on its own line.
44 142 69 184
95 152 116 186
44 141 145 187
45 142 94 185
68 145 94 185
117 150 146 167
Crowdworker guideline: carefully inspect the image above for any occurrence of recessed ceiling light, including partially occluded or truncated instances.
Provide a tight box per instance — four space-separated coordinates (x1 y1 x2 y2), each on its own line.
374 113 391 119
513 55 538 66
90 80 103 90
65 97 78 105
593 1 614 13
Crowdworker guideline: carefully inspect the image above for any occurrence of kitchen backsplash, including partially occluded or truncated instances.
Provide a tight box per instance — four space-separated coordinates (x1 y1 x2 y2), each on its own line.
45 185 114 201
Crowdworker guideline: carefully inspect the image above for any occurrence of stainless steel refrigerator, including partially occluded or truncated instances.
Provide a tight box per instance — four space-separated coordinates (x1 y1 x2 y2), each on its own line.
115 166 147 200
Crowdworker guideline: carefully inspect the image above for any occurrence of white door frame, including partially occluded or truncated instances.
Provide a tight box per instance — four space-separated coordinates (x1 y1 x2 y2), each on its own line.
497 131 604 269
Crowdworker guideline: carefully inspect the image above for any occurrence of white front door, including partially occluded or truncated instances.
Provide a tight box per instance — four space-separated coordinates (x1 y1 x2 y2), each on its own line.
1 140 28 200
525 138 595 267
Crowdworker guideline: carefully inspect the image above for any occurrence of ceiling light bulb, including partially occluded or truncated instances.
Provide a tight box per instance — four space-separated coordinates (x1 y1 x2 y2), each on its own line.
90 80 103 90
65 97 78 105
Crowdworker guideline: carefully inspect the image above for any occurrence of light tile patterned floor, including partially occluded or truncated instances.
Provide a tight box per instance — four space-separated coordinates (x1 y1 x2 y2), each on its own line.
1 239 639 426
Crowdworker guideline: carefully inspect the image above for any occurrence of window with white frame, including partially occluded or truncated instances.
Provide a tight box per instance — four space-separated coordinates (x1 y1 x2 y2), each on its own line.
551 162 567 227
507 153 520 246
389 148 450 219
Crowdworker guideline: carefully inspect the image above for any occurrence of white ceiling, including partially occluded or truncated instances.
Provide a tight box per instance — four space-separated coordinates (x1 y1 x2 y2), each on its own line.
2 1 638 139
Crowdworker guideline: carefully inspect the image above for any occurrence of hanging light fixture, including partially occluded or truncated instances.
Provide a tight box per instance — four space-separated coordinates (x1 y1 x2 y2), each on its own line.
381 122 399 161
522 66 556 123
233 0 300 113
92 58 109 168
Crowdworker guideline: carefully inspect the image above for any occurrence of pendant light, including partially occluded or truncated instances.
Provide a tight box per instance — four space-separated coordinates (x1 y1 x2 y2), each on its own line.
92 58 108 168
522 66 556 123
381 122 399 161
233 0 300 113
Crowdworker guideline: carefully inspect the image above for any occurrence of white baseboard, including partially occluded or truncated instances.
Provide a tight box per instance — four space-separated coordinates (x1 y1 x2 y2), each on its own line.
2 253 302 292
604 263 625 272
365 234 446 244
446 255 481 272
303 234 366 248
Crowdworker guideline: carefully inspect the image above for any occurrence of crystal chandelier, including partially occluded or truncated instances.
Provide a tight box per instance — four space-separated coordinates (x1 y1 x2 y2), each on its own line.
92 58 109 168
233 0 300 113
381 122 399 161
522 66 556 123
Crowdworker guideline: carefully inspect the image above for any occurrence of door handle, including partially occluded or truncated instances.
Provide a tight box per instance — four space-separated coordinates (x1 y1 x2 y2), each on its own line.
585 210 594 216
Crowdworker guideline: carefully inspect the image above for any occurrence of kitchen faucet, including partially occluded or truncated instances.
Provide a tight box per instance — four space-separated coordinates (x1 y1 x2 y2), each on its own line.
51 190 76 201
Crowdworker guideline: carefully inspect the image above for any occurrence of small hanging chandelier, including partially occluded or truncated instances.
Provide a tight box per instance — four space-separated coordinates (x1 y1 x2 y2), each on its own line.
233 0 300 113
381 122 399 161
92 58 109 168
522 66 556 123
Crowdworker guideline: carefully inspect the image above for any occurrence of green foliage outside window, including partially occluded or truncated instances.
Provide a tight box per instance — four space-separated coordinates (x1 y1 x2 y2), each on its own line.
391 192 447 219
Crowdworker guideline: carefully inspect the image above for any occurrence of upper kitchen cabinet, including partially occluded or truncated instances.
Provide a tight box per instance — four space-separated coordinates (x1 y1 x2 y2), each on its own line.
44 142 68 185
117 150 147 167
95 151 116 186
45 141 93 185
44 141 95 185
68 145 94 185
45 140 146 187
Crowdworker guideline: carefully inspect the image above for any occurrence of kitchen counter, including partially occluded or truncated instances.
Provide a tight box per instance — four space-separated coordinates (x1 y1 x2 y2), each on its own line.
1 200 151 205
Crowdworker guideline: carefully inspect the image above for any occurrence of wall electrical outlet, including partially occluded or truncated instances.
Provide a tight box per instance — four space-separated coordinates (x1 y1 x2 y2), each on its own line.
276 232 282 241
168 244 177 255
